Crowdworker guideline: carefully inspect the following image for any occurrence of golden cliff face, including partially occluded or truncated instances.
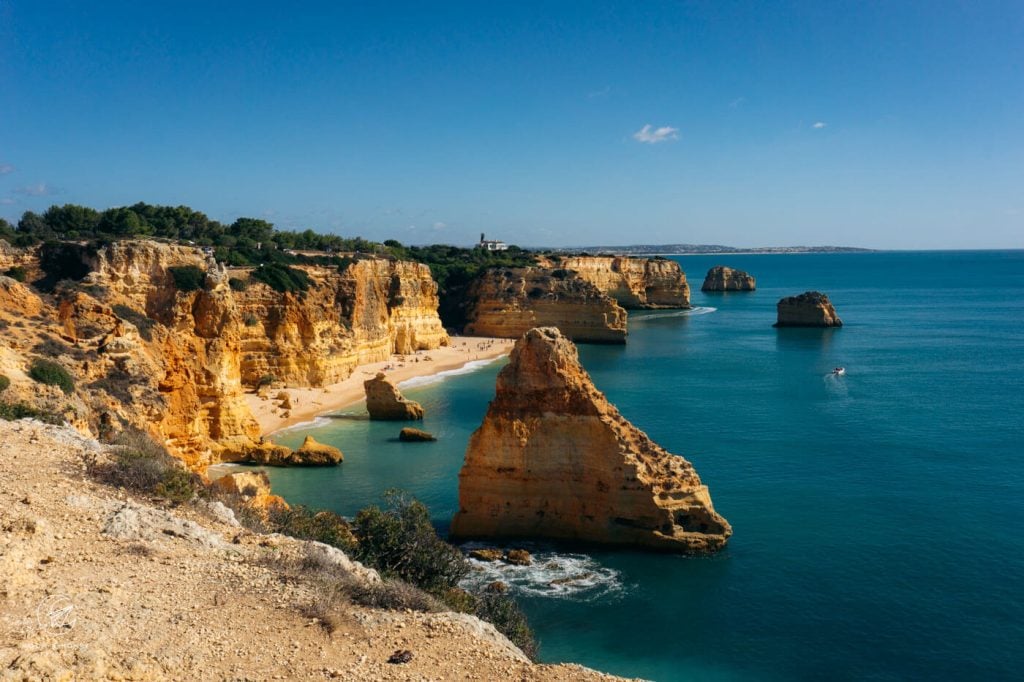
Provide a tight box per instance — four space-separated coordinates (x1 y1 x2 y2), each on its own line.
545 256 691 308
1 239 448 469
450 327 731 553
463 267 627 344
236 259 448 387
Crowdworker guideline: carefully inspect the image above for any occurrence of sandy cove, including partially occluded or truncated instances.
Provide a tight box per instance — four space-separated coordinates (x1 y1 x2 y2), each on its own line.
245 336 514 435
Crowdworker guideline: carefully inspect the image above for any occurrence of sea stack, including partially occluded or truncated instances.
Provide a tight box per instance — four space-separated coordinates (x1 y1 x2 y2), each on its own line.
450 327 731 553
701 266 756 292
291 435 344 465
364 372 424 420
774 291 843 327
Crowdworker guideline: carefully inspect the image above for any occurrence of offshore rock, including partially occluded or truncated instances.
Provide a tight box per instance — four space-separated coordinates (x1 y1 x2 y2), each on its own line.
463 267 627 343
364 373 424 420
399 427 437 442
546 256 691 308
292 435 344 465
701 266 756 292
450 327 731 553
774 291 843 327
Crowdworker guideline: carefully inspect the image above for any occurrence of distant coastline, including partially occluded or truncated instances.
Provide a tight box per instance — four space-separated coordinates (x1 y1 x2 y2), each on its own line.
547 244 874 256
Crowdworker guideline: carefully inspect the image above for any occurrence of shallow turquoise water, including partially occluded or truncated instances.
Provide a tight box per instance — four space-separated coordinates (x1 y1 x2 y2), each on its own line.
263 251 1024 681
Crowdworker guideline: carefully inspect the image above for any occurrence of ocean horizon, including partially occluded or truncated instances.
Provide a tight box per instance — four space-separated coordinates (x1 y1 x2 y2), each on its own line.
265 250 1024 680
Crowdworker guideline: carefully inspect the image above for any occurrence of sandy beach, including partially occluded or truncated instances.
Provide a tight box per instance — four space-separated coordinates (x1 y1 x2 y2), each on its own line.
244 336 514 435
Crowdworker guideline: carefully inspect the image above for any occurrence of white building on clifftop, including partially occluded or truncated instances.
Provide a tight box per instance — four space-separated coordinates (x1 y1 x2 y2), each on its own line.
476 233 509 251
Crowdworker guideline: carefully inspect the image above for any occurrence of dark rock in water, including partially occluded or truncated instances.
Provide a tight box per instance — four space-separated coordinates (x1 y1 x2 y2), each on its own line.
399 427 437 442
485 581 508 594
504 548 532 566
469 548 504 562
388 649 413 664
701 265 756 292
550 572 594 586
774 291 843 327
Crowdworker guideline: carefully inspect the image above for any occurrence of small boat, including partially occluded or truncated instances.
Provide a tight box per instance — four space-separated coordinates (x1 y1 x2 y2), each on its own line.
832 367 846 376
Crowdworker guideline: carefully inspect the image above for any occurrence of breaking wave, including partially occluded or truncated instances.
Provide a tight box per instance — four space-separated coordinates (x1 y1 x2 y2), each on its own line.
632 306 717 322
459 544 624 601
398 357 503 389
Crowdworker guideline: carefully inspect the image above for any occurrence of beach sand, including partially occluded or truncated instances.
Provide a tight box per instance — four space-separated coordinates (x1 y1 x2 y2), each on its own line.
245 336 514 435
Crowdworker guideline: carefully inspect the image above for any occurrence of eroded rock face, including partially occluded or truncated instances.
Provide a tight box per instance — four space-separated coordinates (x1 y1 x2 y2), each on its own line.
450 327 732 553
548 256 691 308
774 291 842 327
364 373 424 420
293 435 343 465
701 266 756 292
464 267 627 344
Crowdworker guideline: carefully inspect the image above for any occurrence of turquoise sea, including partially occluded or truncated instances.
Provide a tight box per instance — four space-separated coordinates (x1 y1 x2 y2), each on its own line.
264 251 1024 681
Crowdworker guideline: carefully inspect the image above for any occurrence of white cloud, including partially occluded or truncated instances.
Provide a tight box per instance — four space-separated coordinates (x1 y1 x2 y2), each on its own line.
812 121 827 129
729 97 746 109
432 221 446 230
0 198 15 205
633 124 679 144
14 182 59 196
588 86 611 99
0 164 14 175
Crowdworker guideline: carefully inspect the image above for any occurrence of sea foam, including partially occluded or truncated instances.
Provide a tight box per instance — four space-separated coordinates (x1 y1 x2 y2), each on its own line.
459 544 624 601
398 357 503 389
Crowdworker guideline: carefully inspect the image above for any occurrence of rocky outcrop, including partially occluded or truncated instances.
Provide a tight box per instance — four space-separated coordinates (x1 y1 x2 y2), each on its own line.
450 327 731 553
209 470 288 513
399 427 437 442
464 267 627 344
236 259 448 387
546 256 690 308
774 291 843 327
364 372 424 420
0 239 449 470
293 435 343 465
701 266 756 292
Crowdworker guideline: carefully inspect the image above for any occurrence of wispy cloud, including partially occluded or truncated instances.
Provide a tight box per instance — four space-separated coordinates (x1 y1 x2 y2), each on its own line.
0 164 14 175
812 121 827 129
13 182 60 197
0 198 15 205
729 97 746 109
633 124 679 144
432 221 446 230
587 85 611 99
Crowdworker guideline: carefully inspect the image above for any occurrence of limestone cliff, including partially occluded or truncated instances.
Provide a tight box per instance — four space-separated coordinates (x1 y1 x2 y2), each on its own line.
701 265 756 292
450 327 732 552
0 239 448 470
544 256 691 308
463 267 627 344
774 291 843 327
235 259 448 387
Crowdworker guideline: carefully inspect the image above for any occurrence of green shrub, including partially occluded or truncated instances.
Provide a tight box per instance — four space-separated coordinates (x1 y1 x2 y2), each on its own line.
168 265 206 292
352 489 469 594
340 577 444 613
4 266 27 282
28 359 75 394
228 277 248 292
0 375 9 392
267 505 356 550
257 374 276 388
0 402 63 424
251 263 310 293
474 592 537 660
243 314 259 327
111 304 156 342
90 428 200 503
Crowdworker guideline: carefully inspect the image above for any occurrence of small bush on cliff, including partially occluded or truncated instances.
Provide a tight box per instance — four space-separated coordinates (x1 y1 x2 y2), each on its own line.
340 577 444 613
0 401 63 424
243 314 259 327
4 266 27 282
0 375 9 392
267 505 356 550
228 277 248 292
168 265 206 292
473 591 537 660
257 374 276 388
251 263 310 293
90 428 200 503
352 490 469 594
28 359 75 394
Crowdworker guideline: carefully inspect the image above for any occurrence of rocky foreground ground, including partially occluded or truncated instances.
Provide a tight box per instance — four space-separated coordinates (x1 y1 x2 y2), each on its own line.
0 419 631 681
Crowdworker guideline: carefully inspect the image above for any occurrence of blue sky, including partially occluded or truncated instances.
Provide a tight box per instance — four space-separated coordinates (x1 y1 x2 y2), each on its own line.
1 1 1021 248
